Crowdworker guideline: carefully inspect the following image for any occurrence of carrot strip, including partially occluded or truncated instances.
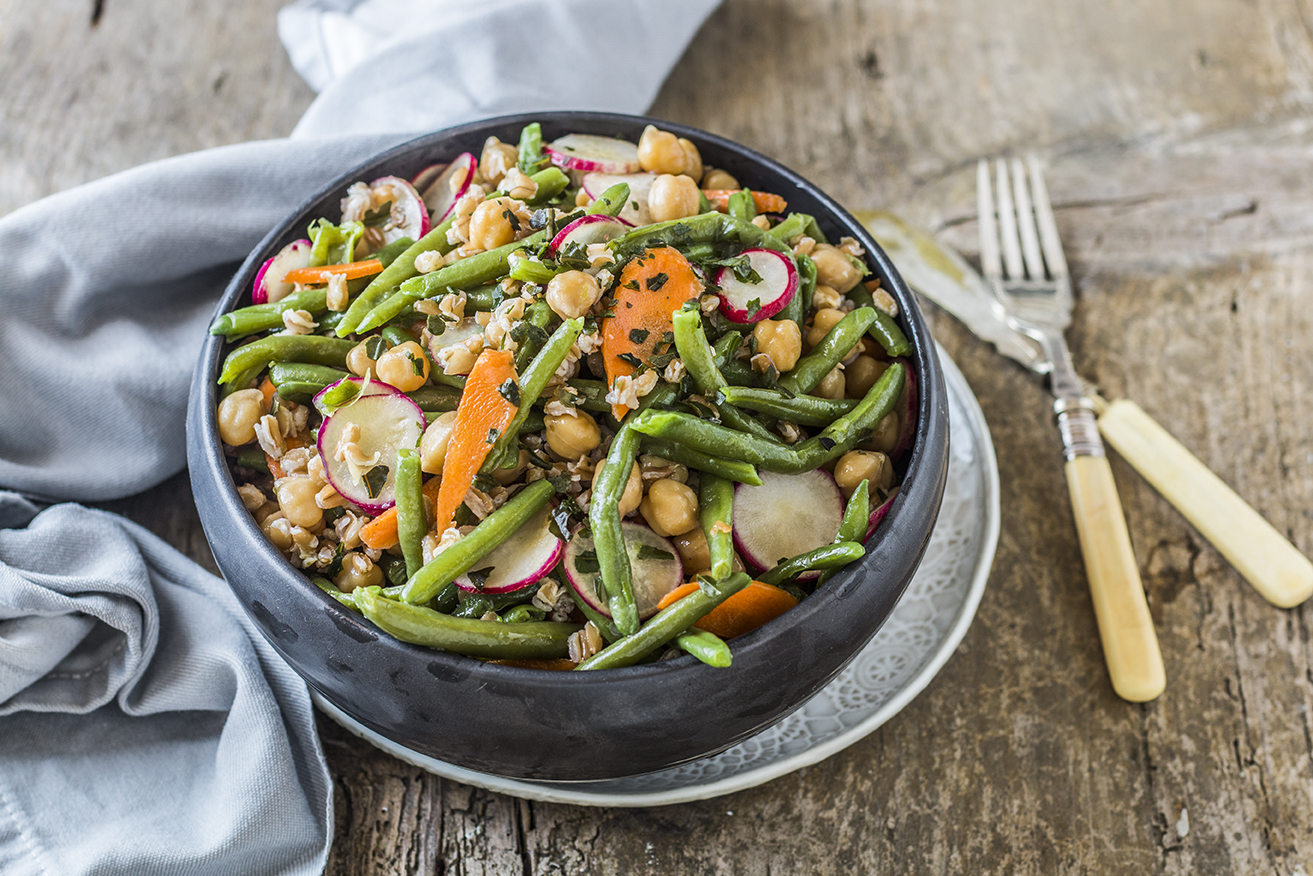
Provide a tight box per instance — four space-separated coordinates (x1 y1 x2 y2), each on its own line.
359 477 442 551
656 580 798 640
258 376 277 407
283 258 383 285
431 348 519 536
701 189 788 215
601 246 702 420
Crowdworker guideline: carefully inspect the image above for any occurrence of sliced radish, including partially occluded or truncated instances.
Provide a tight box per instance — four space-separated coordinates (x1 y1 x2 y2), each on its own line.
316 388 425 515
582 172 654 226
253 238 312 305
714 248 799 323
546 134 642 174
546 215 628 257
411 162 446 194
427 317 485 362
890 358 918 461
455 506 563 594
311 374 394 417
564 522 684 620
866 487 901 541
733 470 843 577
341 176 430 247
418 152 476 222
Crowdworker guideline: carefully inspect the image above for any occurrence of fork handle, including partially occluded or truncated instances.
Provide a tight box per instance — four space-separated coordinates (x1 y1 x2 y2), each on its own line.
1097 399 1313 608
1059 403 1166 702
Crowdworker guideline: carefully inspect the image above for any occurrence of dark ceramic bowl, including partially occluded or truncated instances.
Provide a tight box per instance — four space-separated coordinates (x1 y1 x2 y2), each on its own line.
187 112 949 781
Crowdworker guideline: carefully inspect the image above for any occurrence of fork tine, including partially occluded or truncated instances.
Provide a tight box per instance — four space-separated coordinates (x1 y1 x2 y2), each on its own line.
1027 155 1068 278
1010 157 1046 280
994 159 1025 280
976 159 1002 280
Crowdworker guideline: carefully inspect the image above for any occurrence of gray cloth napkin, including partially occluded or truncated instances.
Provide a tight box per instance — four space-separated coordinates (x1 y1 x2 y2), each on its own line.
0 1 719 874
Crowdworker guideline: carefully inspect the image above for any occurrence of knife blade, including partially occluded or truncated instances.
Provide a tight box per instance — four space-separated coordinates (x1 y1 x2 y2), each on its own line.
860 209 1313 609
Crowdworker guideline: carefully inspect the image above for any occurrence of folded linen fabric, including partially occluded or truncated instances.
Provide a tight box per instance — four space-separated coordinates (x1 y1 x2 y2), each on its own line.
0 1 720 873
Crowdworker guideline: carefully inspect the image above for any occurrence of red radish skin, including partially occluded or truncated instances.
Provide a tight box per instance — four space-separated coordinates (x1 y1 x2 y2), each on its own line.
866 488 901 541
713 248 799 323
418 152 476 222
315 387 426 515
890 358 917 461
455 507 563 594
564 522 684 619
582 172 654 226
411 162 446 194
341 176 430 246
546 134 642 174
253 238 312 305
732 469 843 576
546 215 628 257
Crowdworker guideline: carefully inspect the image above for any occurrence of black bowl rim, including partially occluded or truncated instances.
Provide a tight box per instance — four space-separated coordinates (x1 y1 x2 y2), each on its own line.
188 110 949 776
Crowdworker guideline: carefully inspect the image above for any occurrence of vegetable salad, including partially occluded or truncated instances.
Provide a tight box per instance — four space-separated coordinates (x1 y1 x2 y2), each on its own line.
212 122 915 670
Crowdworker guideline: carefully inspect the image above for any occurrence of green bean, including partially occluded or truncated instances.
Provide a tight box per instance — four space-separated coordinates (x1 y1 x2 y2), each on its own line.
269 362 347 391
264 362 459 411
767 212 811 246
361 230 550 332
380 325 414 348
609 211 791 262
674 629 733 668
699 474 735 580
235 447 270 472
630 410 799 470
526 167 570 204
584 182 631 218
356 587 581 659
819 480 870 586
588 420 642 636
453 586 539 618
671 308 783 444
719 386 858 426
847 286 912 357
778 307 878 394
758 542 865 587
517 121 547 174
394 448 425 580
562 379 612 413
576 573 751 670
218 334 356 384
400 479 556 605
313 576 357 608
780 252 816 326
483 317 584 473
409 385 462 413
785 362 905 471
568 589 623 643
638 439 762 486
502 604 547 624
512 300 555 373
509 256 560 285
728 189 756 223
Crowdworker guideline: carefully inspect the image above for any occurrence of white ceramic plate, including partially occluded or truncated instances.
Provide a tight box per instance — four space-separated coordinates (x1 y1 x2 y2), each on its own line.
315 344 998 807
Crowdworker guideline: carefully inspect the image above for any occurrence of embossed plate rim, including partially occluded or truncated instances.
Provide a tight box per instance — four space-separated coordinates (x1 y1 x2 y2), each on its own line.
314 344 997 807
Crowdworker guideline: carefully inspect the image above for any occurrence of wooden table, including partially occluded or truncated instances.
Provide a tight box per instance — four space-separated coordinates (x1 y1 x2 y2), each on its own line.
5 0 1312 871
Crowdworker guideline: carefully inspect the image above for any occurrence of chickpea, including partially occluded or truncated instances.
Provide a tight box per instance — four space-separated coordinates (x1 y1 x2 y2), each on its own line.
479 136 518 188
751 319 802 373
639 478 699 537
833 450 893 497
335 552 384 592
275 475 324 529
545 409 601 459
811 244 863 294
346 338 380 377
862 411 901 454
262 516 294 551
374 340 430 392
592 459 642 517
489 449 530 486
637 125 688 175
217 388 268 446
545 270 602 320
678 138 703 182
813 365 846 400
845 355 889 398
806 307 847 348
419 410 459 474
811 284 842 311
672 527 711 575
701 167 739 190
469 196 523 251
647 173 700 223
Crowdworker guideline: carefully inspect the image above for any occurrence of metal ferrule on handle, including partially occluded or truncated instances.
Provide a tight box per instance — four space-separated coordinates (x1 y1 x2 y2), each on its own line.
1054 397 1104 460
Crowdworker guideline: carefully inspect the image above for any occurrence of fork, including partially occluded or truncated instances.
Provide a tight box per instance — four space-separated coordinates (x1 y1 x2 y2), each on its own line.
977 156 1166 703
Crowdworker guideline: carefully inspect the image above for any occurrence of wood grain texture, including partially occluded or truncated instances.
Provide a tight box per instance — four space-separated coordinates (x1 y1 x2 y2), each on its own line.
6 0 1313 872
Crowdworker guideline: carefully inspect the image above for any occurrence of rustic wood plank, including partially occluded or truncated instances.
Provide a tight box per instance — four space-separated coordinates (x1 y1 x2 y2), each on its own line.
6 0 1313 872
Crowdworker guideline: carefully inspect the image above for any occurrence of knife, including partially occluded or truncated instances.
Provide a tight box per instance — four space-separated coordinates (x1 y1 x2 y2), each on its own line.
862 209 1313 609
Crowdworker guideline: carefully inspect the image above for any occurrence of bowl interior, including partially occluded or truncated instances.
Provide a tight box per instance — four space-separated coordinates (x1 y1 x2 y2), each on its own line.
187 111 949 780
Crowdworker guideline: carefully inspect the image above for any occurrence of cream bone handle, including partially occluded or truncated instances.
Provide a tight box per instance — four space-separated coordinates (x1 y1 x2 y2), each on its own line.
1096 399 1313 609
1059 400 1166 703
